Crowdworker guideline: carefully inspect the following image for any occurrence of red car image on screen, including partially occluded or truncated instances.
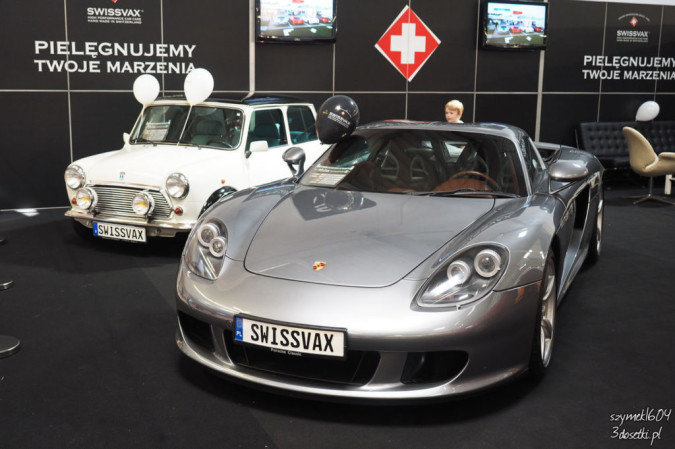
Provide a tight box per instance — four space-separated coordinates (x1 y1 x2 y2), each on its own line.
288 16 304 25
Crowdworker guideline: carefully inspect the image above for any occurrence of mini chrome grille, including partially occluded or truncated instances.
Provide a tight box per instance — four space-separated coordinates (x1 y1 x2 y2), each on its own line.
91 185 173 220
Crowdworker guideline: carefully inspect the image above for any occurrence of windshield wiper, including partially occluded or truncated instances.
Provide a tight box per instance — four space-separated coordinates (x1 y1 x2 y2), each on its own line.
412 189 518 198
132 137 157 146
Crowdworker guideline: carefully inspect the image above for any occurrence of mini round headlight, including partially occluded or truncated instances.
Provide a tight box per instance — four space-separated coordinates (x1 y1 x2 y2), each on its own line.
474 249 502 278
65 165 85 189
132 192 154 216
75 188 97 210
166 173 189 199
446 260 471 286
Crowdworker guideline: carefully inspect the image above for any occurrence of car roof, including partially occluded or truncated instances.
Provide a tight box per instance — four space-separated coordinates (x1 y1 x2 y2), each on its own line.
153 93 312 107
358 120 527 140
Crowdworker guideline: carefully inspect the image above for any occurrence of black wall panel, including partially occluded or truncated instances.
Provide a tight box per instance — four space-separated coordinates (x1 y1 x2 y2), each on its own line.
0 1 67 90
334 0 407 92
544 0 605 92
163 0 249 92
70 93 141 161
407 0 478 93
0 93 71 209
475 94 538 133
540 94 601 146
1 0 674 210
256 43 334 92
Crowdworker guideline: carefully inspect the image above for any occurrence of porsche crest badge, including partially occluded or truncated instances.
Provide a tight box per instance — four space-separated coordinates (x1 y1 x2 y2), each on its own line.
313 261 326 271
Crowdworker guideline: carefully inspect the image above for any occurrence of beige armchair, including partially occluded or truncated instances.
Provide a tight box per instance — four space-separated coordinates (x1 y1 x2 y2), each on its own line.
622 126 675 205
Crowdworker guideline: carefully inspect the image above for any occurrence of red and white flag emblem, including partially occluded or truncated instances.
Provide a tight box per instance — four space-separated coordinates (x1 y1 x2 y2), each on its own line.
375 6 441 82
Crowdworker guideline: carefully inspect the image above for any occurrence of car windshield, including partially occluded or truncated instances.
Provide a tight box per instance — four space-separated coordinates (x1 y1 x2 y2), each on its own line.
129 104 243 149
300 128 527 196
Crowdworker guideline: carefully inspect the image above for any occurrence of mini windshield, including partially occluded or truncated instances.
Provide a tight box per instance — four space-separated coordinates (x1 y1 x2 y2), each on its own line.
130 105 244 149
300 128 527 196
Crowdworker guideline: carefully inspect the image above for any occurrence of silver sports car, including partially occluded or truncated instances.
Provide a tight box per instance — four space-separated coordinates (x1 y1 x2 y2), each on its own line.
175 97 604 401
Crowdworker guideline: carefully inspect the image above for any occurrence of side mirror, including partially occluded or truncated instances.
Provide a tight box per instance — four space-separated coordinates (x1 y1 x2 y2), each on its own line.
246 140 269 158
283 146 306 178
548 160 588 194
123 132 130 148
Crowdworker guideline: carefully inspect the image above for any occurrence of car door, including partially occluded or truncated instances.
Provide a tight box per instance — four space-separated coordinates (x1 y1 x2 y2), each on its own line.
246 108 294 186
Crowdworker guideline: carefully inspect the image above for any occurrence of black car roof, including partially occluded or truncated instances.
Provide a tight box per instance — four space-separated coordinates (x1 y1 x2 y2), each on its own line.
359 120 526 140
154 93 311 106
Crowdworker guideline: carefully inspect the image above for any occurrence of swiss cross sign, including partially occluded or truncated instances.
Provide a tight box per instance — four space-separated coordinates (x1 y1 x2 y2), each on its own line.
375 6 441 82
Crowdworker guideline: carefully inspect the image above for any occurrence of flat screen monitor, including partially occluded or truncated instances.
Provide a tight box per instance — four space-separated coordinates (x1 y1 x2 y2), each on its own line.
480 1 548 50
256 0 337 43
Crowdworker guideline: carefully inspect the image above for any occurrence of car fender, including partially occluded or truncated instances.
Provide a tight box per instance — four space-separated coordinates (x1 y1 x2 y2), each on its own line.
405 195 564 291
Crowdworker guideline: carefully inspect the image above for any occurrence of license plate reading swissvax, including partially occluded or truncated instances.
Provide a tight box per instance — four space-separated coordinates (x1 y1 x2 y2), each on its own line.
234 316 345 358
93 222 146 243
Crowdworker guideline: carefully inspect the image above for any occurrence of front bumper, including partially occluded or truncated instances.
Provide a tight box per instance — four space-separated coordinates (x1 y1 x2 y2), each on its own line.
175 260 541 401
66 210 194 238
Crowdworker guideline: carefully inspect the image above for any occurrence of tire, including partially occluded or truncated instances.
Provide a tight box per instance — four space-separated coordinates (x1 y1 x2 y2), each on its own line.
528 250 557 378
585 189 604 265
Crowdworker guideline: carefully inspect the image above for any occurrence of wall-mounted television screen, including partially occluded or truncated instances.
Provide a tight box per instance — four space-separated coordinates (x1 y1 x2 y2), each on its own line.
480 1 548 50
256 0 337 43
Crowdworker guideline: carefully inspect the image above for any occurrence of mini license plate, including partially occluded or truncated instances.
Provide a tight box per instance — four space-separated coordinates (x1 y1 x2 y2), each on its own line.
234 316 345 358
93 222 147 243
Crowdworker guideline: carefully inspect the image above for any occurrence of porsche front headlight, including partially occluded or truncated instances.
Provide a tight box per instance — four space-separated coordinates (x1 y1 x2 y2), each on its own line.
185 218 228 280
415 245 508 309
65 165 85 189
166 173 189 199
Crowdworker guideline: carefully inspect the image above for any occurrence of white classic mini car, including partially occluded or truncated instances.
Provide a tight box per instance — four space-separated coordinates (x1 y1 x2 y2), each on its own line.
64 70 326 242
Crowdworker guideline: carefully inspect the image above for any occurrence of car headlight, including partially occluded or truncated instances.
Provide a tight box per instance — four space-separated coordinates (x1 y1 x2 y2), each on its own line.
65 165 85 189
166 172 189 199
75 187 97 210
415 245 508 309
185 218 228 280
132 191 154 216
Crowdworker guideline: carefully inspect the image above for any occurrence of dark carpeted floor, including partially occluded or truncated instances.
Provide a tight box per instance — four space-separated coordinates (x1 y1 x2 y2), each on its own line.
1 184 674 449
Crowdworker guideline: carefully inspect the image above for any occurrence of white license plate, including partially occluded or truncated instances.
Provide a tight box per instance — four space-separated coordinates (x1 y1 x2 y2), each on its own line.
234 316 345 358
93 222 147 243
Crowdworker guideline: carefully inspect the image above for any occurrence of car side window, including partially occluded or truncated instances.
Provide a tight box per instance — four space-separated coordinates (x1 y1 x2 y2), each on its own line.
523 138 545 181
248 109 288 147
287 106 318 144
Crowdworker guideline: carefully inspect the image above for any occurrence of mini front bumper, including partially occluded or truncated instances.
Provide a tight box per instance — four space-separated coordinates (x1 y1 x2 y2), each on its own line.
175 259 542 401
66 210 195 237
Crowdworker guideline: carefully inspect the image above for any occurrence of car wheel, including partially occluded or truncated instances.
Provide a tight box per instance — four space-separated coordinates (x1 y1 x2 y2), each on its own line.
585 190 603 265
72 220 93 240
529 251 557 377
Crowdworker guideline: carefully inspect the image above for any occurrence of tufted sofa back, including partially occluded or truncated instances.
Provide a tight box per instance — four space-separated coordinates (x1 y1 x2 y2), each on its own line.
577 121 675 169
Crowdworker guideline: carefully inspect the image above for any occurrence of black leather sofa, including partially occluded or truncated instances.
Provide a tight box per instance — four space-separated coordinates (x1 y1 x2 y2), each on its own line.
576 120 675 171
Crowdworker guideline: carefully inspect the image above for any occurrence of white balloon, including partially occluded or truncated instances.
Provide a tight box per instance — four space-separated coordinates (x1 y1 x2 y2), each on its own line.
184 68 214 105
132 74 160 106
635 101 660 121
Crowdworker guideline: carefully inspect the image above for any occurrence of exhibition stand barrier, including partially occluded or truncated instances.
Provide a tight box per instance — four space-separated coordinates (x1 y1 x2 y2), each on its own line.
1 236 21 359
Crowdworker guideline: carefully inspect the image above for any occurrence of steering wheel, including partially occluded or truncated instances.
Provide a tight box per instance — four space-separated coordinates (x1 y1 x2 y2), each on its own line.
448 170 500 191
206 139 233 148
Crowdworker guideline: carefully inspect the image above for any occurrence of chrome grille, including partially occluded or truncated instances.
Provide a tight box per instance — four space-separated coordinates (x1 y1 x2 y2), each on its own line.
91 185 173 220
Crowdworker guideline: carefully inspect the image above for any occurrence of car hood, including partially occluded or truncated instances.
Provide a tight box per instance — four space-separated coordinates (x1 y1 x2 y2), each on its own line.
244 188 494 287
81 145 233 186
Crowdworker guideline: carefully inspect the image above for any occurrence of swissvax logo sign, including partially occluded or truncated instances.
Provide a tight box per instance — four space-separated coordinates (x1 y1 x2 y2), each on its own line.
87 0 143 25
616 13 651 44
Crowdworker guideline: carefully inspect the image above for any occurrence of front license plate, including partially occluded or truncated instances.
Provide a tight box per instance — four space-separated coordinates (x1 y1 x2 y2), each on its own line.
234 316 345 358
93 222 147 243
